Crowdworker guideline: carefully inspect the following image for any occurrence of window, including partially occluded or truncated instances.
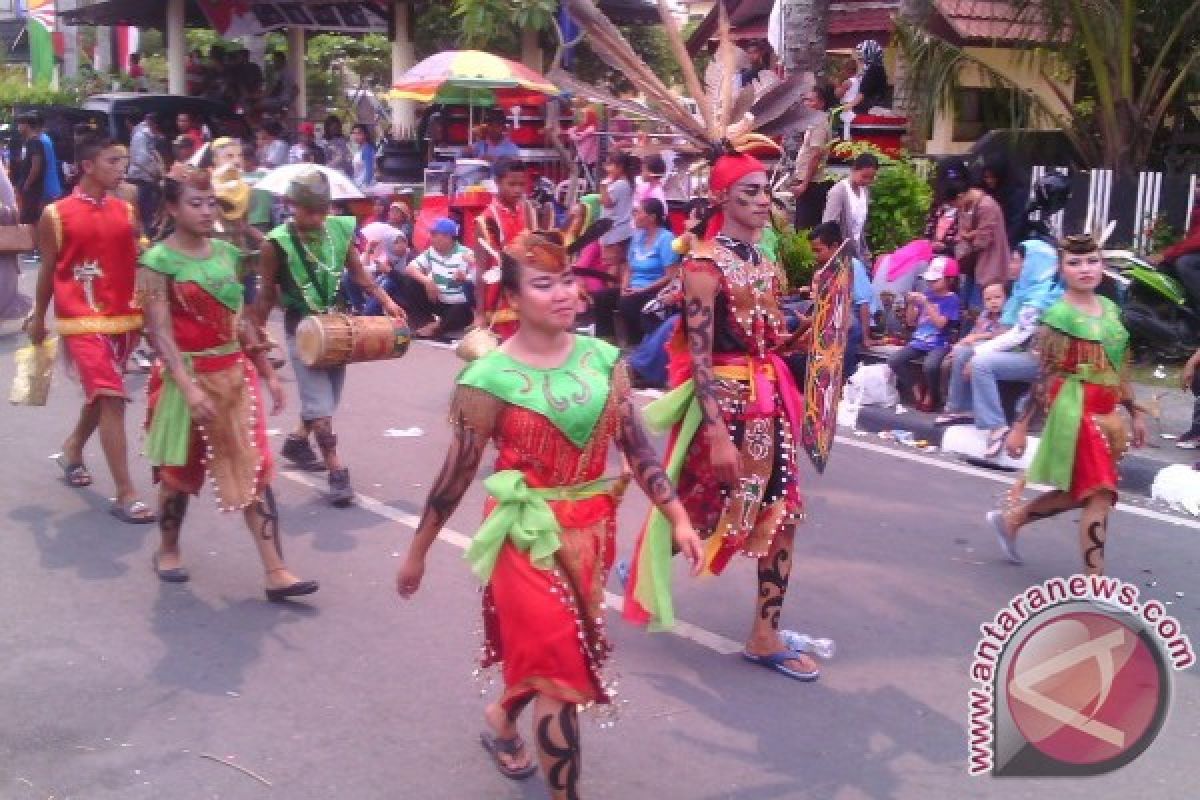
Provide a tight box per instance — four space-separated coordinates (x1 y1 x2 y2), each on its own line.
953 88 1030 142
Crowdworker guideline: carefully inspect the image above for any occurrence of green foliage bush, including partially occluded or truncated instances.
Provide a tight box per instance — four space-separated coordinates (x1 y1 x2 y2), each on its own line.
773 221 817 292
0 74 80 122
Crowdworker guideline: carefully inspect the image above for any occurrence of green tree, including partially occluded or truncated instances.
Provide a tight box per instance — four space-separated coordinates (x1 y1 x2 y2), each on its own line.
897 0 1200 172
453 0 557 53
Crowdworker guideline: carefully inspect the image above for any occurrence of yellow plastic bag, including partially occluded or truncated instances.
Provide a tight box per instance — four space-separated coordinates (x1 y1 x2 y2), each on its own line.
10 337 58 406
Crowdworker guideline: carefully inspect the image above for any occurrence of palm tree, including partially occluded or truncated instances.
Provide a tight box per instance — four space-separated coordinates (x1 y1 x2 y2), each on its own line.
781 0 828 76
896 0 1200 173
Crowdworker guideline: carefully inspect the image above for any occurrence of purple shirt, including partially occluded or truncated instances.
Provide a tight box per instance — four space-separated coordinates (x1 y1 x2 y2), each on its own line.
910 291 961 351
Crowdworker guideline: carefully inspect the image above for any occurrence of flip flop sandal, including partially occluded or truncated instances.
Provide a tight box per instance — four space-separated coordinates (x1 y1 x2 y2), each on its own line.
152 552 190 583
1176 439 1200 450
741 650 820 682
110 500 156 525
54 453 92 487
479 732 537 780
984 427 1010 460
986 510 1023 564
935 413 973 426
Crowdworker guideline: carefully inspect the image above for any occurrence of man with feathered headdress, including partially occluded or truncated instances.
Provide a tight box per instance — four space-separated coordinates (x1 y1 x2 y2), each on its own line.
559 0 851 684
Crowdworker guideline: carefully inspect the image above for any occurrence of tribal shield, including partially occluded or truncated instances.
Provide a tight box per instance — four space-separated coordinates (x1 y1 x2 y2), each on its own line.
800 240 853 473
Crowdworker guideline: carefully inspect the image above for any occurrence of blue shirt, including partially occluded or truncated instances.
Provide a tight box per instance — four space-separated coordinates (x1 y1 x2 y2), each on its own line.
471 136 519 162
910 290 960 351
627 227 678 289
851 257 877 313
39 132 63 201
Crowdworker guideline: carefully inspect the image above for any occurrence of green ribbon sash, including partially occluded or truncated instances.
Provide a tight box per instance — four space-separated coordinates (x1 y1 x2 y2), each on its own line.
145 342 242 467
1027 364 1120 491
632 380 703 630
465 470 618 583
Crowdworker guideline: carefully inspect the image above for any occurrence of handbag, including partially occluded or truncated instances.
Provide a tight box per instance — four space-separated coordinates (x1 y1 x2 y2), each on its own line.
0 224 35 254
10 337 58 406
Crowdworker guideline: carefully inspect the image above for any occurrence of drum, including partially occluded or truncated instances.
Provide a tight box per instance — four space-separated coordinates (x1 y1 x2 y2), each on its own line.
294 314 411 368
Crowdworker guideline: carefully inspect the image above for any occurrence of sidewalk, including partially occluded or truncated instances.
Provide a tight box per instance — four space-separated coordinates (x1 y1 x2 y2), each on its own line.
844 381 1200 507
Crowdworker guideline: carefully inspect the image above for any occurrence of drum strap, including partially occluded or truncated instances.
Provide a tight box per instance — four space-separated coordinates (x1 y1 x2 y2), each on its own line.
287 223 333 310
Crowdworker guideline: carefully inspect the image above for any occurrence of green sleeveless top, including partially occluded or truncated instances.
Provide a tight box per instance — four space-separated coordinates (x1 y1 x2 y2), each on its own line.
266 215 356 313
140 238 244 312
457 336 619 448
1040 296 1129 374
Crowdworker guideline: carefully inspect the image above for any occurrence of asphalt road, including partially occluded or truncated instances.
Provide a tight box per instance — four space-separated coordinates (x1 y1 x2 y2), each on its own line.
2 332 1198 800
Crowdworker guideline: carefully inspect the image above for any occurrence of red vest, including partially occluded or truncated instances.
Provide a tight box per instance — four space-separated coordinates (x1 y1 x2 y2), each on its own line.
49 191 143 335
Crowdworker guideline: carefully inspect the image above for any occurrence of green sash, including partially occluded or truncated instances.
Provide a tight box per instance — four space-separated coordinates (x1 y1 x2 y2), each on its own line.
629 380 703 630
465 470 618 582
145 342 242 466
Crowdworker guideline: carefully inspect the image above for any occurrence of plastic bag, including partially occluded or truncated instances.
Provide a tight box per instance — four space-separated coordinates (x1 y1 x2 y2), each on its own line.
844 362 898 407
10 337 58 406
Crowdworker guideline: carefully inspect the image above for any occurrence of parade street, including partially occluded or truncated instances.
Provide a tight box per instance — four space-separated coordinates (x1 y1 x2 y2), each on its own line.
2 337 1198 800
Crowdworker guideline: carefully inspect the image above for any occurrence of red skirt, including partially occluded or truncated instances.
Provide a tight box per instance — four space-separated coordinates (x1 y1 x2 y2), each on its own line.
481 496 615 713
1049 380 1126 502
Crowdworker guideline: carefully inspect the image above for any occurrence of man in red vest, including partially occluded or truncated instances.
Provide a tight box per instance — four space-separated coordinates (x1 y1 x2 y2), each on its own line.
473 159 550 340
26 133 154 523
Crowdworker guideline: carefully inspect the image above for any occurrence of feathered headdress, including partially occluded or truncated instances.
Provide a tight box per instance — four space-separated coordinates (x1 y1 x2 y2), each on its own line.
554 0 821 161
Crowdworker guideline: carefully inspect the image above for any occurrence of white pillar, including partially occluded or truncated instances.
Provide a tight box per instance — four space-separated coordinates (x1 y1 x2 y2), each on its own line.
93 26 112 73
60 0 79 80
520 28 541 73
288 27 307 121
166 0 186 95
389 0 416 137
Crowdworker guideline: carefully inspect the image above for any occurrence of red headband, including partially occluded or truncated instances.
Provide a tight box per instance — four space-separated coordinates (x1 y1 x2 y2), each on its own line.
704 152 767 240
709 152 766 194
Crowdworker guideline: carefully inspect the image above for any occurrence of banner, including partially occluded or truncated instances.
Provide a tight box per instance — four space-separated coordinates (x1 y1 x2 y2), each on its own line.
25 0 56 85
196 1 389 37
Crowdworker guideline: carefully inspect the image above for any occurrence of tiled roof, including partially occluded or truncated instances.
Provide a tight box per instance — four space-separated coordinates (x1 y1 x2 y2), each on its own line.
935 0 1054 43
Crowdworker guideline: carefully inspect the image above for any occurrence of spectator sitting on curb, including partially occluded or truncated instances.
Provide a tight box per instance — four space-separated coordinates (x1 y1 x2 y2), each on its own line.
405 217 476 338
886 256 961 411
808 221 878 378
938 281 1010 424
948 239 1063 459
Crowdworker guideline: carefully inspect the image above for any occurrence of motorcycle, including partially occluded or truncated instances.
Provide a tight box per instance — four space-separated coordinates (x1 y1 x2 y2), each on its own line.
1105 247 1200 362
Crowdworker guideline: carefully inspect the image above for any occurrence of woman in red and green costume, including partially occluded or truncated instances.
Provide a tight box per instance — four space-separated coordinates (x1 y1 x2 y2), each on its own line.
396 231 702 800
990 234 1148 574
623 150 824 683
139 166 318 601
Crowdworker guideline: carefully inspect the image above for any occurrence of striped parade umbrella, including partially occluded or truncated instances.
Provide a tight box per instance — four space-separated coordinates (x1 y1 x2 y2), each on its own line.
391 50 562 108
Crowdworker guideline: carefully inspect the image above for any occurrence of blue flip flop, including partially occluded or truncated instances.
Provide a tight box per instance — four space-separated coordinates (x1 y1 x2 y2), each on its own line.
742 650 820 682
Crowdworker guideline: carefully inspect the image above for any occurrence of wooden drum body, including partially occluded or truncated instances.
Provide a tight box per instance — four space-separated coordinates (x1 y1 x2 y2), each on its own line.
295 314 411 368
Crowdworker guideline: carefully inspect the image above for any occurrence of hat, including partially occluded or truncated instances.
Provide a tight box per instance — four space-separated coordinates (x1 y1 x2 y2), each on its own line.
212 163 249 220
285 166 332 210
298 121 316 136
923 256 960 281
431 217 459 237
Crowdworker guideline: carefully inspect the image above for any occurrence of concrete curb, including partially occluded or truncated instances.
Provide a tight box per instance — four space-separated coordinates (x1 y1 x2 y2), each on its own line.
850 404 1185 498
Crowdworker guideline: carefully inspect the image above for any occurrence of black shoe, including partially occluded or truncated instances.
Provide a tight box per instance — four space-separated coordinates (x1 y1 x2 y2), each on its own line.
328 467 354 507
265 579 320 602
282 434 327 471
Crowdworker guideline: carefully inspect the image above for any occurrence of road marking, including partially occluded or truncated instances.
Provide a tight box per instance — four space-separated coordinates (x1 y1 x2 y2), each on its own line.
835 435 1200 530
279 471 745 656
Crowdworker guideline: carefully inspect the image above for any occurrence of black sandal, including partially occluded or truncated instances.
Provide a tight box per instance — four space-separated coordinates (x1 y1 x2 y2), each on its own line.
479 731 537 780
55 453 92 487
